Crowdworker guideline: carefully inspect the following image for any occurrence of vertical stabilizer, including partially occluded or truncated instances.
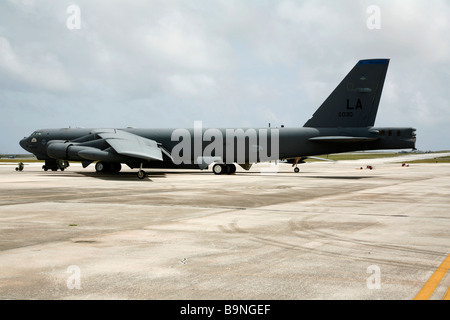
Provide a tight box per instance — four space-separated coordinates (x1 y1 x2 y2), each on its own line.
304 59 389 128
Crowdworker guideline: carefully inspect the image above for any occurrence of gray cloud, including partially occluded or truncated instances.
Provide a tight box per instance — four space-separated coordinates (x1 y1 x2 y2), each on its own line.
1 0 449 153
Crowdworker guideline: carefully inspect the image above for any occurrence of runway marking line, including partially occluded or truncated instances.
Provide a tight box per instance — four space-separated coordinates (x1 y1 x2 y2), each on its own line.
414 254 450 300
444 287 450 300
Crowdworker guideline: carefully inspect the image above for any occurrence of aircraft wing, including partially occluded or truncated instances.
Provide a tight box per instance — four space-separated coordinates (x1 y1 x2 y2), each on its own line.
92 129 170 162
309 136 378 143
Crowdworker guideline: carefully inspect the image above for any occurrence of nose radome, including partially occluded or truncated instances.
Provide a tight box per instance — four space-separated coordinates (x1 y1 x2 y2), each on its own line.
19 138 28 150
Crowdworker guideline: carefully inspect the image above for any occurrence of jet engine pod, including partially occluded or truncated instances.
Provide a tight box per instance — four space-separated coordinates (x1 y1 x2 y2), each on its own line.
47 142 96 161
47 141 72 160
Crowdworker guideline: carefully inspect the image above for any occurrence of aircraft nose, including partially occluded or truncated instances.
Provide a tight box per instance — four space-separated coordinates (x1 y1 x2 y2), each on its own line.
19 137 28 150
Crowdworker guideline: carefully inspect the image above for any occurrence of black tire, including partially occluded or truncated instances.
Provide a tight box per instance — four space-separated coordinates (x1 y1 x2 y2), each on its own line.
111 163 122 173
95 162 105 172
213 164 224 175
227 164 236 174
294 167 300 173
137 170 146 179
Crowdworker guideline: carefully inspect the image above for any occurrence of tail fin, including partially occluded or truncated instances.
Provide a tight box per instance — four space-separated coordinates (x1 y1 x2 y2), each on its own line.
303 59 389 128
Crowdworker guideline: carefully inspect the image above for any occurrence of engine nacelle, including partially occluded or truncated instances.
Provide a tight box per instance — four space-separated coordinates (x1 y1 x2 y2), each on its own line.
47 142 97 161
47 141 72 160
47 141 133 163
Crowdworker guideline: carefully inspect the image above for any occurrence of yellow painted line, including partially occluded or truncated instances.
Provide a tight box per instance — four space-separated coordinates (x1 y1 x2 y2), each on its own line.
414 254 450 300
443 287 450 300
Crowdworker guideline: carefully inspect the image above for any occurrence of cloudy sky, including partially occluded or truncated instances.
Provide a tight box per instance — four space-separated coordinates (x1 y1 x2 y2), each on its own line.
1 0 449 153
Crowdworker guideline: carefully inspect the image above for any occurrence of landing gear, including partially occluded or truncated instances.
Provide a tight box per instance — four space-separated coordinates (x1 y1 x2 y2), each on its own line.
292 157 305 173
137 170 147 179
95 161 105 172
95 161 145 179
95 162 122 173
42 160 69 172
137 163 147 180
212 163 236 175
111 163 122 173
213 164 224 175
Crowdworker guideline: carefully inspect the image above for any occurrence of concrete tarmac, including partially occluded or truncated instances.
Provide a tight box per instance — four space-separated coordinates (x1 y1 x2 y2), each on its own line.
0 156 449 300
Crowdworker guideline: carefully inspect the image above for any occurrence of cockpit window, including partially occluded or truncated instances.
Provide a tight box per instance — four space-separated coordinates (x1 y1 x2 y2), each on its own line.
32 131 42 136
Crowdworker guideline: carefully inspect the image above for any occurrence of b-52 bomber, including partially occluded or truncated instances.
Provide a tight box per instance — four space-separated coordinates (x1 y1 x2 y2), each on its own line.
20 59 416 179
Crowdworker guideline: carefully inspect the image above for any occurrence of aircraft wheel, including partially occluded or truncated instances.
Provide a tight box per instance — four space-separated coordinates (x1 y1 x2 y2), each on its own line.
294 167 300 173
111 163 122 173
95 162 105 172
213 164 224 175
137 170 146 179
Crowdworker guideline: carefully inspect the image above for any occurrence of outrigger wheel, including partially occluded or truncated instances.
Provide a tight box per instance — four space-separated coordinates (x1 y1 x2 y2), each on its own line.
137 170 147 180
137 163 147 180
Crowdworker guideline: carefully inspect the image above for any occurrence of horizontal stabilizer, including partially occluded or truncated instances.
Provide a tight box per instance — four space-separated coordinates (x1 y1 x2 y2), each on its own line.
309 136 378 143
